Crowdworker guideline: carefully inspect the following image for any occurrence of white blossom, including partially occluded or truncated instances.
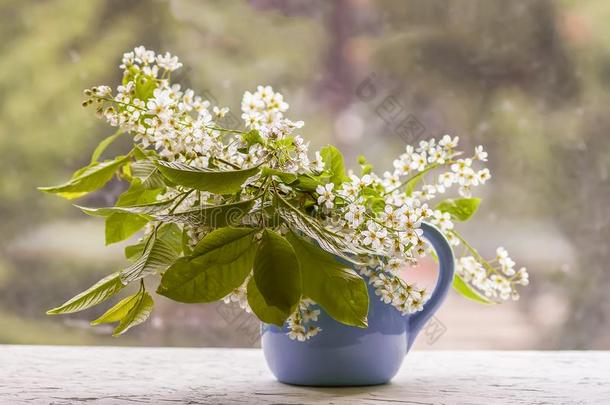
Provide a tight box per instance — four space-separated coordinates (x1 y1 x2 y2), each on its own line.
316 183 335 209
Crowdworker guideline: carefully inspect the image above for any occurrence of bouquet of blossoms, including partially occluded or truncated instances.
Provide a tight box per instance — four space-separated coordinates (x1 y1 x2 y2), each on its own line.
40 46 528 340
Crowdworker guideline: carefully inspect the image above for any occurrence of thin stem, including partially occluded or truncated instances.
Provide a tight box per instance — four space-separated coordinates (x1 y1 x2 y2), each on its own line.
383 163 441 196
214 157 241 170
96 96 245 135
169 190 195 214
206 125 244 134
449 230 497 276
333 193 423 235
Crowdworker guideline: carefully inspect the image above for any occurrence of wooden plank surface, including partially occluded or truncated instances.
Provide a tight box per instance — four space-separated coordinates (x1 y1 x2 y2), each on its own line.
1 346 608 404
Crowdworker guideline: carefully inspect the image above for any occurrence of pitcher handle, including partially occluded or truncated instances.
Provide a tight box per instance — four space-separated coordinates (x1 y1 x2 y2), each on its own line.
406 222 455 349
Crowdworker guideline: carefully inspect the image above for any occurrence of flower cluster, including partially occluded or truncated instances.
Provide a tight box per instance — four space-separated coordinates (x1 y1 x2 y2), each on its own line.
241 85 290 130
286 299 322 341
303 133 501 312
222 277 321 341
359 263 426 315
456 248 529 300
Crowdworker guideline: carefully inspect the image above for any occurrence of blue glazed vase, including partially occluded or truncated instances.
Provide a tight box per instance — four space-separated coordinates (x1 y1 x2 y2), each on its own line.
261 222 455 386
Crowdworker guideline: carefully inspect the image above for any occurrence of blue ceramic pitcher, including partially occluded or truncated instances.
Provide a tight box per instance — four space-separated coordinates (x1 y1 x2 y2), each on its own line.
261 222 455 386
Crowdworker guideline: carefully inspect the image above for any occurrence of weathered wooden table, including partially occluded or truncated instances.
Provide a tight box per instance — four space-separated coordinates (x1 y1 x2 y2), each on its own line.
1 345 608 404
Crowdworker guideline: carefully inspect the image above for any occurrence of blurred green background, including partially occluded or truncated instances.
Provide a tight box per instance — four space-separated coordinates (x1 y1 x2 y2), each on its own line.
1 0 608 349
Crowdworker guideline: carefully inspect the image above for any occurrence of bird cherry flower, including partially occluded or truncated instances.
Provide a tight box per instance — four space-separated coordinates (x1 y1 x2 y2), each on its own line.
439 134 459 149
310 151 325 172
316 183 335 209
345 204 366 228
410 152 427 171
477 168 491 184
350 174 373 190
156 52 183 71
361 221 388 249
430 210 454 232
213 106 229 118
379 205 402 228
474 145 488 161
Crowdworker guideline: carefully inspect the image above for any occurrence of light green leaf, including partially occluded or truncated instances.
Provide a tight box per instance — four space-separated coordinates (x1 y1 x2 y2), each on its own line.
247 277 289 326
115 179 162 206
131 160 166 189
191 227 257 259
90 131 123 163
261 167 298 184
104 180 162 245
286 232 368 327
155 223 183 252
105 214 149 246
405 172 425 196
47 272 124 314
38 155 128 199
123 224 181 261
436 198 481 221
241 129 265 148
90 293 139 325
157 228 257 303
156 161 260 194
357 155 374 175
134 73 158 101
276 200 373 264
125 242 145 261
76 199 175 217
155 199 255 228
453 274 494 304
292 174 330 192
112 291 154 336
121 229 182 284
253 229 301 312
320 145 348 185
403 163 439 196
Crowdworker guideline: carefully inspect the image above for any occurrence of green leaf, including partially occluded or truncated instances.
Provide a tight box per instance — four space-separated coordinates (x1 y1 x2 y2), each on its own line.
112 291 154 336
157 228 257 303
131 160 166 189
121 229 182 284
247 277 289 326
276 198 374 265
134 73 158 101
405 172 425 196
156 161 260 194
435 198 481 221
155 199 255 228
286 232 368 327
261 167 298 184
452 274 494 304
105 214 149 245
357 155 374 176
125 242 145 261
123 224 181 261
293 174 329 192
90 294 139 325
158 252 255 302
403 164 440 196
90 131 123 163
46 272 124 314
253 229 301 312
191 227 257 258
241 129 264 148
38 155 128 199
76 199 175 217
104 180 162 245
156 223 183 251
320 145 348 185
